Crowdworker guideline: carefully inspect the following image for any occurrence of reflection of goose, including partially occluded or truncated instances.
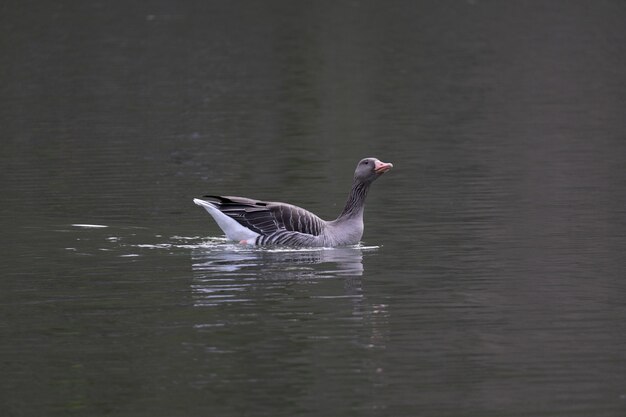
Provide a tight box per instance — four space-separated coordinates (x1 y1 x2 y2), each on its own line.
190 246 368 307
191 246 366 276
190 244 389 352
193 158 392 246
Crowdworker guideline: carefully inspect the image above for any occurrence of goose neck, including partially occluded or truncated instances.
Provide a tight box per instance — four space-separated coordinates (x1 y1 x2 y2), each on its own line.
337 179 370 220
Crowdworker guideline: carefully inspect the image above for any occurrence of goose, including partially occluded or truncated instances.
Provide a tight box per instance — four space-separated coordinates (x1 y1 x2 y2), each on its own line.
193 157 393 247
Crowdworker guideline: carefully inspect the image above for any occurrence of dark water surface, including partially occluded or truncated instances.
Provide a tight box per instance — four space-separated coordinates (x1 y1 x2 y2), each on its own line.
2 1 626 416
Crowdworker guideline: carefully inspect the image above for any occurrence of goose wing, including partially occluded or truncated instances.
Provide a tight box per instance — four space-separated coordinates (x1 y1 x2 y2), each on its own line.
203 195 326 236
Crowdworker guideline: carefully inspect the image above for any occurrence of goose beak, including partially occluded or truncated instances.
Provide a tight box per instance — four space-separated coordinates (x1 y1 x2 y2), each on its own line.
374 160 393 174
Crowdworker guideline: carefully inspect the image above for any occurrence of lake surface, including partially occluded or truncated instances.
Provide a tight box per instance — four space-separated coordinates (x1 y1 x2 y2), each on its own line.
2 1 626 416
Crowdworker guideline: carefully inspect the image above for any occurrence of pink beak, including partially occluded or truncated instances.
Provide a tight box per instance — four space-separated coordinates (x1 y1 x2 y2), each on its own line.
374 160 393 174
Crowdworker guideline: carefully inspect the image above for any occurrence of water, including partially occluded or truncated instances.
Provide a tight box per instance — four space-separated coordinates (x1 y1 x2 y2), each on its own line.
2 1 626 416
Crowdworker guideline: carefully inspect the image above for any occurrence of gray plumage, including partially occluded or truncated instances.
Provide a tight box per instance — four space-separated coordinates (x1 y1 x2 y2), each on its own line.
194 157 393 247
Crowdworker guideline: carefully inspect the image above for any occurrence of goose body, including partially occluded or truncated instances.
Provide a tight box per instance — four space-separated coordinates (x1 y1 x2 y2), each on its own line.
194 157 393 247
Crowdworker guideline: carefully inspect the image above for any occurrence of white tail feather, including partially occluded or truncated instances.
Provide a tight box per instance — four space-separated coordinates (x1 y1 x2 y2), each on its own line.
193 198 259 242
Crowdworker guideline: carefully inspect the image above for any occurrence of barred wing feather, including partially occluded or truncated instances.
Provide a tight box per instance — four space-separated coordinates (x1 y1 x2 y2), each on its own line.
203 195 325 237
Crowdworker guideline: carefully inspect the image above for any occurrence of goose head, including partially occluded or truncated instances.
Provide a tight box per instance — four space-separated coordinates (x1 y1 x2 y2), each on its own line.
354 157 393 184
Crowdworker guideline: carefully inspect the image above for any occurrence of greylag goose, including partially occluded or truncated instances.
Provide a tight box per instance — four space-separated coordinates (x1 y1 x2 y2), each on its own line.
193 157 393 247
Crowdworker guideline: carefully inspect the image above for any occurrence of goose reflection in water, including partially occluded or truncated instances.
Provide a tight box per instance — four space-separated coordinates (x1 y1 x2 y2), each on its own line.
192 245 367 274
190 245 368 307
189 244 390 353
